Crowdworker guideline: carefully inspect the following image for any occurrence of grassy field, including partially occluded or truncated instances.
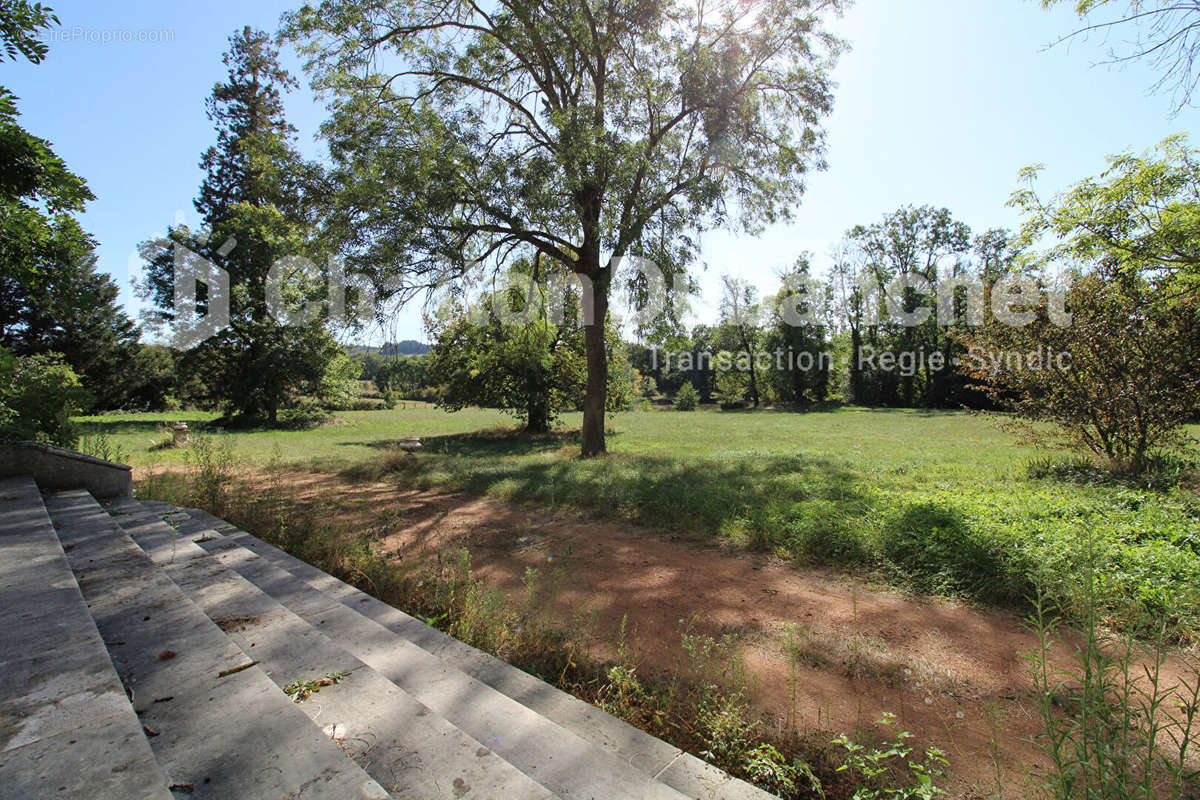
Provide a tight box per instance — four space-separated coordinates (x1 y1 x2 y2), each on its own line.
79 405 1200 638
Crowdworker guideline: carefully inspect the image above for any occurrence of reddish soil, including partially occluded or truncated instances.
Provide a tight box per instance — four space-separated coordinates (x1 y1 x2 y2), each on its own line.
147 468 1197 798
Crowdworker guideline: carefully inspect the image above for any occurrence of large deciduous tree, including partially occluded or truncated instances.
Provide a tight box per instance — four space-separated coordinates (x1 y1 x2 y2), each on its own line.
286 0 842 455
844 205 972 407
714 275 763 406
766 254 831 406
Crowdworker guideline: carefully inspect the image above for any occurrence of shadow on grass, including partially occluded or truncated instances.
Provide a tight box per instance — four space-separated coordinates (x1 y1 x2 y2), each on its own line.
76 418 219 436
878 502 1031 605
349 427 622 457
347 432 884 566
374 444 1041 609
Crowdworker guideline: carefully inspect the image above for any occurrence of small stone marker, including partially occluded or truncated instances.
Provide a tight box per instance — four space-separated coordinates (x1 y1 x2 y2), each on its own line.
398 436 422 453
172 422 190 446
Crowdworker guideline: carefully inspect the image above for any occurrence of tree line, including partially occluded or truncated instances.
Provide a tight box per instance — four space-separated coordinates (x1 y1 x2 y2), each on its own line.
2 0 1198 473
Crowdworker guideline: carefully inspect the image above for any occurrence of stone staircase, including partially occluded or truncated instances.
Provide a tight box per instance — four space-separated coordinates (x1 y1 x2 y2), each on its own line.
0 474 777 800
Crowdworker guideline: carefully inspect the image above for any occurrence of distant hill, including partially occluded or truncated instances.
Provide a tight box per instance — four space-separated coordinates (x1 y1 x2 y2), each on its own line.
348 340 431 357
381 340 430 355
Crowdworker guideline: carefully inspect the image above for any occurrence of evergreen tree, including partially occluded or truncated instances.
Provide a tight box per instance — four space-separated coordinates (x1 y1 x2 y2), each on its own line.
139 27 348 424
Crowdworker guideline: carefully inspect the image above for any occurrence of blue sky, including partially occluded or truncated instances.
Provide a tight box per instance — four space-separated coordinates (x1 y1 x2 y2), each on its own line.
4 0 1197 342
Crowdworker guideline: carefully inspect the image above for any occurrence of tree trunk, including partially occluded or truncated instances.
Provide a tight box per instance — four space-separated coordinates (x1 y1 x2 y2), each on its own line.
581 285 609 457
525 399 551 434
746 353 760 407
849 325 862 403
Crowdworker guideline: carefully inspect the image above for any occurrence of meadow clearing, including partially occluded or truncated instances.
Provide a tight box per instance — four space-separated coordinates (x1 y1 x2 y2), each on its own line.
81 405 1200 641
73 405 1200 797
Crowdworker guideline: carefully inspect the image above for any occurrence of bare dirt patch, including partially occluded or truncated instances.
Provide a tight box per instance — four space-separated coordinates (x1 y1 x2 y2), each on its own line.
201 468 1074 797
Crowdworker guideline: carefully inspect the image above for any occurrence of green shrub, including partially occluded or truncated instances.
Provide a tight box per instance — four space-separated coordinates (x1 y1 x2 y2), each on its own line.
782 500 869 565
181 437 236 516
279 401 332 429
78 431 128 464
674 381 699 411
0 349 91 447
1027 453 1199 492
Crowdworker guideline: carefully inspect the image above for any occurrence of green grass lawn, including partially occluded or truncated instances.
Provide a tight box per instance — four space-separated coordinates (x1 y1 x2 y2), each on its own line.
79 405 1200 638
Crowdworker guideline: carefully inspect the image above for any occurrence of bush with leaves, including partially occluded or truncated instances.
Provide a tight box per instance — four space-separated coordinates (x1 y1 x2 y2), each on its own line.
964 137 1200 472
0 348 90 446
713 358 750 407
426 296 586 434
963 271 1200 472
1027 565 1200 800
833 713 948 799
674 381 700 411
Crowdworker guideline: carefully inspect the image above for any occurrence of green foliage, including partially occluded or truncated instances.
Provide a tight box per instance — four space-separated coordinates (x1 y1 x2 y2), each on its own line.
712 360 750 407
314 347 360 408
0 1 57 64
970 271 1200 470
1027 452 1197 492
674 381 700 411
0 19 154 411
605 333 637 414
1027 576 1200 800
77 431 128 464
180 436 236 517
837 205 976 408
137 28 343 424
878 503 1027 604
373 356 430 404
1010 135 1200 288
714 277 764 406
140 449 971 800
833 713 948 799
969 138 1200 471
83 407 1200 640
0 348 89 446
767 254 832 406
0 89 91 217
0 223 150 409
287 0 842 455
427 260 587 433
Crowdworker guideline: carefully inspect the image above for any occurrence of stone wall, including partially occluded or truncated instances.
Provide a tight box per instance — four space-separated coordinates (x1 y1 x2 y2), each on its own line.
0 440 132 497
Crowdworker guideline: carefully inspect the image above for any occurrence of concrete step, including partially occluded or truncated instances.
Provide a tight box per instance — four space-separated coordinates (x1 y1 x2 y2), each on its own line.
122 513 558 800
0 477 171 800
112 499 778 800
106 506 695 800
45 490 391 800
